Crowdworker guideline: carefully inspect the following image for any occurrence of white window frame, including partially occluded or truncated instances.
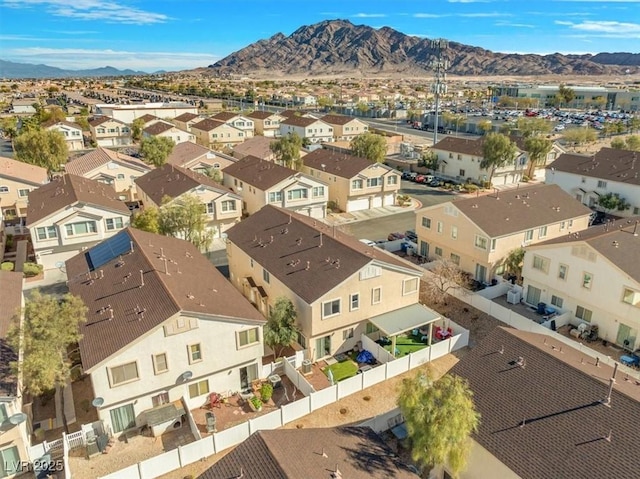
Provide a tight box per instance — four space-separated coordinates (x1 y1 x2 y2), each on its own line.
105 217 124 231
359 265 381 280
221 200 236 212
350 293 360 311
387 175 398 185
152 353 168 375
237 327 260 348
622 288 640 307
352 179 363 190
188 343 203 364
474 235 488 250
65 220 97 237
524 229 534 242
422 217 431 229
582 272 593 290
451 226 458 240
437 221 443 234
287 188 308 200
188 379 209 399
450 253 461 265
532 255 550 274
18 188 30 197
36 226 57 241
403 278 419 296
490 238 496 252
550 295 564 308
576 305 592 322
371 287 382 305
558 264 568 280
322 299 341 319
539 226 547 238
109 361 139 387
343 328 354 340
312 186 325 197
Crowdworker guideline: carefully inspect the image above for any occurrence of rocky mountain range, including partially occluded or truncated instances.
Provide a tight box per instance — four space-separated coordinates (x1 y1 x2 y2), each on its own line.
0 60 149 79
209 19 640 77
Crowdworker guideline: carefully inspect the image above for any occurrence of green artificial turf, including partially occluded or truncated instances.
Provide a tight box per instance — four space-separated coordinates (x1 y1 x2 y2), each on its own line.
383 334 428 356
323 360 359 382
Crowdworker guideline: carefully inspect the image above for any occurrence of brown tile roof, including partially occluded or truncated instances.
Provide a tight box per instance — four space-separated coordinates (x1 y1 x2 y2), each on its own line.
223 156 297 190
88 116 116 127
226 206 421 303
548 147 640 186
197 427 419 479
321 114 357 126
173 112 199 123
143 121 175 136
279 109 299 118
64 147 150 177
280 116 318 127
0 271 22 397
533 216 640 283
66 228 265 370
191 118 225 132
27 174 130 225
0 156 48 185
134 163 237 206
433 135 522 157
247 111 279 120
302 148 388 179
451 327 640 479
447 184 592 238
232 136 275 160
212 111 240 122
166 142 214 167
138 114 158 123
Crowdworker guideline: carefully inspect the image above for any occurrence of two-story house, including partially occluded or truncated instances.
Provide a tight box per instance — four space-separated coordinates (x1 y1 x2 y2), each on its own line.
64 147 152 201
0 156 48 222
43 120 85 151
65 228 266 435
172 112 202 133
246 111 284 138
509 134 564 180
546 147 640 217
27 174 131 271
88 117 132 147
431 136 526 186
226 206 426 361
321 114 369 142
222 155 328 218
0 270 30 479
522 217 640 350
142 120 195 145
134 164 242 239
191 119 246 150
232 136 277 162
166 142 236 176
301 149 401 212
414 184 592 282
279 117 334 144
210 112 255 139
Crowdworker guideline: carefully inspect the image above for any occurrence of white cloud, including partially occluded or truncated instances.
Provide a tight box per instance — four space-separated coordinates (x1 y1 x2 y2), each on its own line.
556 20 640 37
1 0 168 25
494 22 535 28
556 0 640 3
5 47 218 72
460 12 512 17
413 13 446 18
351 13 387 18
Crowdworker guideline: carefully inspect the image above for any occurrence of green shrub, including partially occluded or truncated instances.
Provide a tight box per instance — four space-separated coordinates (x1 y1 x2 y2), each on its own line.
1 262 14 271
260 383 274 402
521 175 530 182
250 395 262 410
463 184 479 193
5 234 14 249
482 181 492 189
23 262 43 277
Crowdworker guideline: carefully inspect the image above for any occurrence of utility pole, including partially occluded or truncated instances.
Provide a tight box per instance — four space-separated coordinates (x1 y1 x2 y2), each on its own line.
431 39 449 146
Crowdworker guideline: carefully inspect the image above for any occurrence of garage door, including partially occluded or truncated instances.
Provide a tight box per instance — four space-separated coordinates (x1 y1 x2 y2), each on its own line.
309 205 326 219
371 195 383 208
347 197 370 212
383 193 395 206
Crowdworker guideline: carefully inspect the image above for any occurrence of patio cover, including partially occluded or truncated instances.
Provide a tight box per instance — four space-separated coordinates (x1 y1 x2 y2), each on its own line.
369 303 441 337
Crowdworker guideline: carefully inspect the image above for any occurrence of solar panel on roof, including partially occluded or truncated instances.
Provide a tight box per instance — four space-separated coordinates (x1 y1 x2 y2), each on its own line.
85 230 132 270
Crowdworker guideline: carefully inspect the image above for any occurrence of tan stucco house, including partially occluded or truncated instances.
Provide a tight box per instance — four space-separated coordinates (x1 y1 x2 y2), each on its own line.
321 114 369 141
0 156 49 221
88 116 132 147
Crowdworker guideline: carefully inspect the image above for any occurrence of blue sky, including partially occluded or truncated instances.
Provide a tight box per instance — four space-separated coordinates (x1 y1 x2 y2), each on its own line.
1 0 639 72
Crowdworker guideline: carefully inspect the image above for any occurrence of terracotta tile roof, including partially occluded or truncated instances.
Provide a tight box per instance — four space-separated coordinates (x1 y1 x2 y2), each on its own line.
0 270 21 397
27 174 130 225
302 148 390 179
173 112 199 123
280 116 318 127
226 206 421 303
321 114 356 126
191 118 226 132
134 163 237 206
143 121 176 136
0 156 48 185
451 327 640 479
247 111 279 120
223 156 297 190
64 147 150 177
548 147 640 186
232 136 275 160
533 216 640 283
66 228 265 371
447 184 592 238
197 427 419 479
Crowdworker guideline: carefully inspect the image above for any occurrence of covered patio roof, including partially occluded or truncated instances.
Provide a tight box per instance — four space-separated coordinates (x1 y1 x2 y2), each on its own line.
369 303 441 337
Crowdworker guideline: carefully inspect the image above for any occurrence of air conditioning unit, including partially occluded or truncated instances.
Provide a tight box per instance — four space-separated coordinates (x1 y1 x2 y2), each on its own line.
302 359 312 374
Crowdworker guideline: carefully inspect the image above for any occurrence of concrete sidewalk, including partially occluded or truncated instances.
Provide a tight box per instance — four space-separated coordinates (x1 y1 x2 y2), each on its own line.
323 199 421 226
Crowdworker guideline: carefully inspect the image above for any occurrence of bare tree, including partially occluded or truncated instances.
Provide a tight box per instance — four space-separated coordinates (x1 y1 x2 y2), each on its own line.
422 260 468 306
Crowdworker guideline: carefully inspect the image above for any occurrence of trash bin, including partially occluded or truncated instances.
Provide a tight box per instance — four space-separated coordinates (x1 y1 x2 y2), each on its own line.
537 302 547 315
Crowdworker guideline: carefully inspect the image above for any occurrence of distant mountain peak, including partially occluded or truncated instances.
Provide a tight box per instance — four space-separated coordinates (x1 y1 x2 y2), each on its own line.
208 19 639 77
0 59 149 79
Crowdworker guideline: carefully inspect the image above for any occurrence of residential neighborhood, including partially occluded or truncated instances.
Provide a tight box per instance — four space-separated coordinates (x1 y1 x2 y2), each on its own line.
0 77 639 479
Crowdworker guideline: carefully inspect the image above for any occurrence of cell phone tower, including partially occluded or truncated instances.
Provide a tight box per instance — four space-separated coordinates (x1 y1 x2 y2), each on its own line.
431 38 449 146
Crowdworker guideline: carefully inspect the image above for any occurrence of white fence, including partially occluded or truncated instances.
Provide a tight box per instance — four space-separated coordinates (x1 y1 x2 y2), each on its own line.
282 355 315 397
97 328 469 479
450 286 640 379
